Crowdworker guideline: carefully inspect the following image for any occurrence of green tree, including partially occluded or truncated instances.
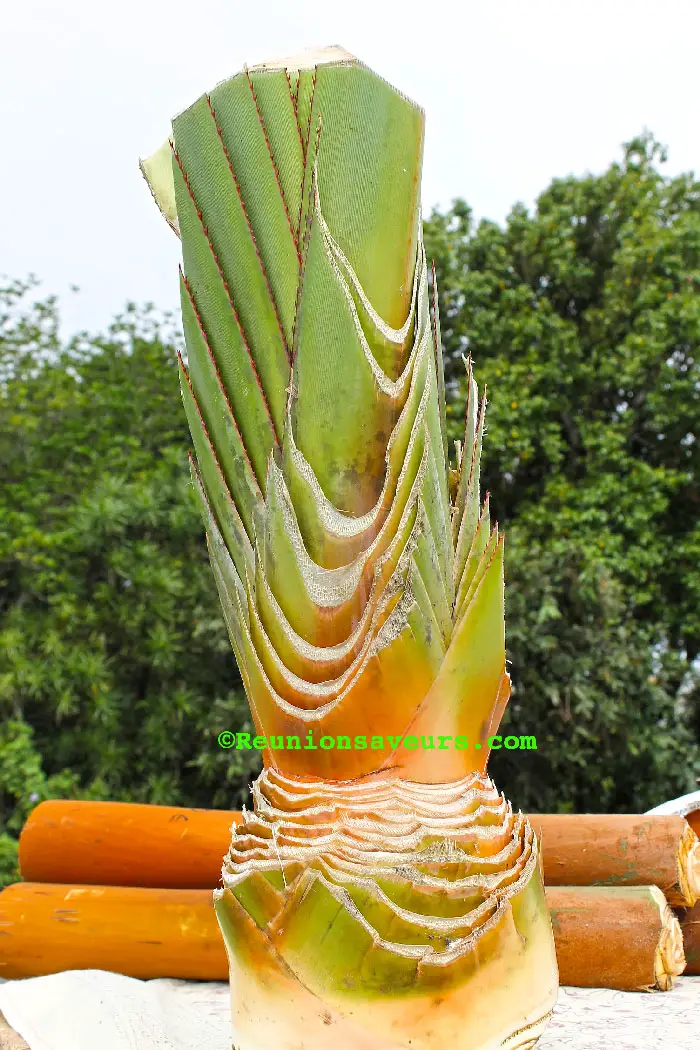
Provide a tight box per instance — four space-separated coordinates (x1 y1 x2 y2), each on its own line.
1 132 698 886
425 132 700 812
0 280 257 886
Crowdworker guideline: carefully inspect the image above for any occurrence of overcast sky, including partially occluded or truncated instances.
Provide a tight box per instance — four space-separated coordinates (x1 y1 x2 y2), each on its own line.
3 0 698 338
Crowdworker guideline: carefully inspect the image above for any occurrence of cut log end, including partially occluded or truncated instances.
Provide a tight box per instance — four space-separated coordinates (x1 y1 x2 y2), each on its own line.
676 821 700 907
247 46 357 74
651 886 686 991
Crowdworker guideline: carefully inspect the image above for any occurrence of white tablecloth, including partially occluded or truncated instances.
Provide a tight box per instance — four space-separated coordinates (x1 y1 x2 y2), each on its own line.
1 971 699 1050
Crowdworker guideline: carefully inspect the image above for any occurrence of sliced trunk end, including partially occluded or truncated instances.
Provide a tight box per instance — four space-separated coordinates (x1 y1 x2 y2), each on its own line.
652 885 686 991
674 820 700 908
247 46 357 73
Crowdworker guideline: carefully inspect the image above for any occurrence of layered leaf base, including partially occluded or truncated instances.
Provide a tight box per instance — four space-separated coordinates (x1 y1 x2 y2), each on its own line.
216 770 558 1050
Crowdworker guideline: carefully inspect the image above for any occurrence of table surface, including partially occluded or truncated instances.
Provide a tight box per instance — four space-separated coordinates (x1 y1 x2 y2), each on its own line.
1 978 699 1050
0 1015 28 1050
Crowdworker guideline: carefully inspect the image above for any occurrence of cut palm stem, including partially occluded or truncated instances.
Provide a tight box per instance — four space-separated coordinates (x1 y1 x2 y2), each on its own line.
545 885 685 991
533 813 700 907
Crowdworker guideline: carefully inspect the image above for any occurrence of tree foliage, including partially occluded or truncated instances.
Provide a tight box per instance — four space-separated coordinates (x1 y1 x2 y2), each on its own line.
0 281 257 885
1 133 698 885
424 133 700 812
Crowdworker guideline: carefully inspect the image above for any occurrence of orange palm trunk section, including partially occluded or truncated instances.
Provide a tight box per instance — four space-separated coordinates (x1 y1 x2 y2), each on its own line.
0 882 686 990
20 801 700 906
0 883 225 980
19 800 241 888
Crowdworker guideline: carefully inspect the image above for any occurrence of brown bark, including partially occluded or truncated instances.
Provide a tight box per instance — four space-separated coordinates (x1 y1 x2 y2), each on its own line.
686 808 700 840
534 813 700 907
546 885 685 991
679 901 700 975
19 800 240 889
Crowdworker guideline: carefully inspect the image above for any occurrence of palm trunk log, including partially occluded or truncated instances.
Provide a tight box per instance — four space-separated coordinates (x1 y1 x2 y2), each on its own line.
0 883 226 982
0 883 685 993
532 813 700 907
545 886 685 991
18 799 242 889
678 901 700 975
140 45 558 1050
20 801 700 912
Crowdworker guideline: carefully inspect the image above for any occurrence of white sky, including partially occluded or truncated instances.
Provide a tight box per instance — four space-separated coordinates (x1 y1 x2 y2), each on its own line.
2 0 698 338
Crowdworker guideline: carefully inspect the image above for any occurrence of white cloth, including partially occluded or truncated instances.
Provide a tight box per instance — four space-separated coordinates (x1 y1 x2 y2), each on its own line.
0 972 230 1050
1 971 700 1050
646 789 700 818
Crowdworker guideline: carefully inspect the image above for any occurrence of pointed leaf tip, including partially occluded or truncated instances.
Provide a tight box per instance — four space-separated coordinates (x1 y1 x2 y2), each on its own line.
140 139 179 236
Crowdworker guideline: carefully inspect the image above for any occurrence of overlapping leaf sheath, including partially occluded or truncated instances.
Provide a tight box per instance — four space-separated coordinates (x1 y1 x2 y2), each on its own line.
142 45 557 1050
